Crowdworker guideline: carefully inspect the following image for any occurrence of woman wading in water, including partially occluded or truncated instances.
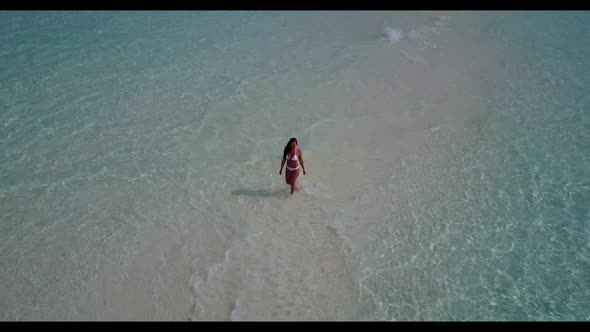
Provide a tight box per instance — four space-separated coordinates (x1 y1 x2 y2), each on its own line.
279 137 306 195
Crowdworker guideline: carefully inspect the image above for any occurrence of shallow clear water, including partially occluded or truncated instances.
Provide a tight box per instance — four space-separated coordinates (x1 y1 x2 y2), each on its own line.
0 11 589 320
355 12 590 320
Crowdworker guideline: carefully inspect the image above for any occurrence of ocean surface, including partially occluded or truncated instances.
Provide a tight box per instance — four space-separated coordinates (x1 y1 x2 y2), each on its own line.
1 11 589 320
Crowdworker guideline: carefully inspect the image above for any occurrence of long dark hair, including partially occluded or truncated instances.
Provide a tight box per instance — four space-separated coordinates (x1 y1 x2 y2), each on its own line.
283 137 298 159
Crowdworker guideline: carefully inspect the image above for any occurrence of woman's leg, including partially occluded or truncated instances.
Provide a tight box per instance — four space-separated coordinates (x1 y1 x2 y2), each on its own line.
285 169 292 185
289 169 299 195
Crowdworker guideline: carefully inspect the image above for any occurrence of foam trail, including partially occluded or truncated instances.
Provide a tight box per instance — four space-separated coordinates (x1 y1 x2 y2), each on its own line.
383 26 403 44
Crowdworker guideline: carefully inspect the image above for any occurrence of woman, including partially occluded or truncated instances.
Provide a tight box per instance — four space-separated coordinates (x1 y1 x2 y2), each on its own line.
279 137 306 195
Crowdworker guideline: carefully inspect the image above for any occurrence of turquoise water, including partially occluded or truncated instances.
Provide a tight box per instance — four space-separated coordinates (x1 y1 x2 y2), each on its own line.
357 12 590 320
0 11 589 320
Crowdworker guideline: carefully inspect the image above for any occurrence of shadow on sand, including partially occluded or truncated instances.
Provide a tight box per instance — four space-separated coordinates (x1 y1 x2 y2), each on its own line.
231 188 288 198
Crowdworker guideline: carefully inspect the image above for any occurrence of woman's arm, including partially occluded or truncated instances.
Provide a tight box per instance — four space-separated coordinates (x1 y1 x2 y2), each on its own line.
279 157 285 175
299 149 306 175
